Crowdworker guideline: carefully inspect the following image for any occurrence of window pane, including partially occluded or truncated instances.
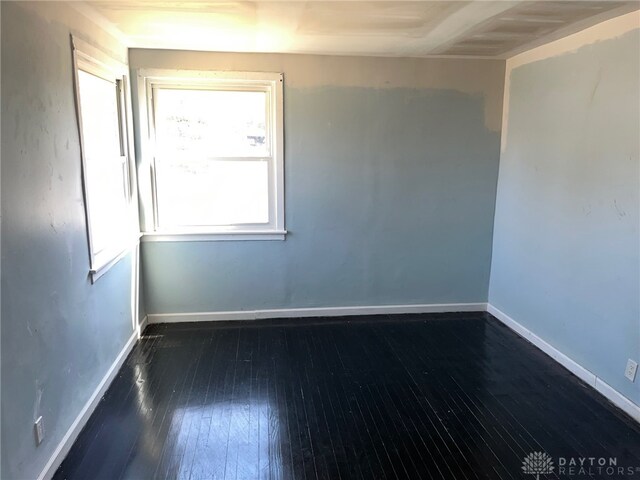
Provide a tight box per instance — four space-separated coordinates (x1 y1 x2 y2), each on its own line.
154 88 268 157
77 70 128 257
156 158 269 227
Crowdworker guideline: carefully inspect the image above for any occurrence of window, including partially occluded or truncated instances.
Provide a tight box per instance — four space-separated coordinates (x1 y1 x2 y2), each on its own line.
72 37 134 280
140 70 285 241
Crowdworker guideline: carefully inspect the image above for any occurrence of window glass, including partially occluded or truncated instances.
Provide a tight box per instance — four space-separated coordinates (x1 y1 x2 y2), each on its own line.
77 70 129 257
154 88 268 158
156 158 269 227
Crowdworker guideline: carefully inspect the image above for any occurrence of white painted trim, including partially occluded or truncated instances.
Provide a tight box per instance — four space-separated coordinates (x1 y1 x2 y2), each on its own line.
594 379 640 424
138 315 149 338
486 304 596 385
36 330 139 480
90 245 129 282
90 235 142 282
141 230 287 242
71 36 128 77
487 304 640 424
147 303 487 324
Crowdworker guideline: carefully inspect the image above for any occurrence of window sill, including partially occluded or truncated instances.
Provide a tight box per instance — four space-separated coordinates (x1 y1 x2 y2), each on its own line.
140 230 287 242
90 233 143 283
90 247 129 283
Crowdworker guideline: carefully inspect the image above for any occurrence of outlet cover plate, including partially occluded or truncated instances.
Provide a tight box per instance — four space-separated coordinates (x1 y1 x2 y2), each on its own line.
34 416 44 445
625 359 638 382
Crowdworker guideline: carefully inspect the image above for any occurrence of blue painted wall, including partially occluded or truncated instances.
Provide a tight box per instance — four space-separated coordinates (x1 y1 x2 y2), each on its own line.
133 62 503 313
1 4 140 479
489 29 640 405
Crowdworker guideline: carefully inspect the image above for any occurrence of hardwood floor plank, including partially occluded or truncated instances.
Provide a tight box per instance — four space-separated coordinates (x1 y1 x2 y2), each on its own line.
54 313 640 480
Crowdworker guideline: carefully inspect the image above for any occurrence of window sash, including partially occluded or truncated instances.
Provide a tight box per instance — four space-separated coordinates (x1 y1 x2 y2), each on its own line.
151 84 273 159
153 156 275 229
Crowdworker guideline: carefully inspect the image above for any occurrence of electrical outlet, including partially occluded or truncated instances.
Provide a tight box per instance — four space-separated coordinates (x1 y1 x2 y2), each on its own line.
34 416 45 446
625 359 638 382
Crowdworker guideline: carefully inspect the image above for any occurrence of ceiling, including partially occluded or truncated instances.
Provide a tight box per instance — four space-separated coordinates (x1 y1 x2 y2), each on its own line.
74 1 639 58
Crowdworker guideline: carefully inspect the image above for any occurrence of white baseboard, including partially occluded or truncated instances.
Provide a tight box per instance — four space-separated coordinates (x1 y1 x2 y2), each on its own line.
487 304 640 423
37 329 139 480
138 314 149 337
594 378 640 423
147 302 488 324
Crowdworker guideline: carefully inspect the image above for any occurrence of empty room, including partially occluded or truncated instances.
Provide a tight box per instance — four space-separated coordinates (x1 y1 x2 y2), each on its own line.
1 1 639 479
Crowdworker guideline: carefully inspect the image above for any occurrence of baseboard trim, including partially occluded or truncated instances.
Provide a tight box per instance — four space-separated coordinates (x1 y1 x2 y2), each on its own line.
138 314 149 337
37 329 139 480
147 302 488 324
487 304 640 423
594 378 640 423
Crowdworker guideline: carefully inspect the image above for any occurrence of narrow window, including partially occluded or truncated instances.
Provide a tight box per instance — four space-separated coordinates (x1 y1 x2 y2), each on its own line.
73 38 133 280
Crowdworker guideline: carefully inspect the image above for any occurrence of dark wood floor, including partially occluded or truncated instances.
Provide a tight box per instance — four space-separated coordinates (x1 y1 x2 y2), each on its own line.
54 312 640 480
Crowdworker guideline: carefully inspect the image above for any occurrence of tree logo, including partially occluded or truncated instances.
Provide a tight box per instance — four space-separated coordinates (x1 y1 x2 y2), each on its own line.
522 452 555 479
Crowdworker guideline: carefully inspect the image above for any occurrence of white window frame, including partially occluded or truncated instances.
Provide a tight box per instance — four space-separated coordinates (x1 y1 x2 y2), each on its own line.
138 69 286 242
72 36 135 281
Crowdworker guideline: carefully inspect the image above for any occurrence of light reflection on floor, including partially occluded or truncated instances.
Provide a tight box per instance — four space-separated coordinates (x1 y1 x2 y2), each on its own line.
127 361 283 480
